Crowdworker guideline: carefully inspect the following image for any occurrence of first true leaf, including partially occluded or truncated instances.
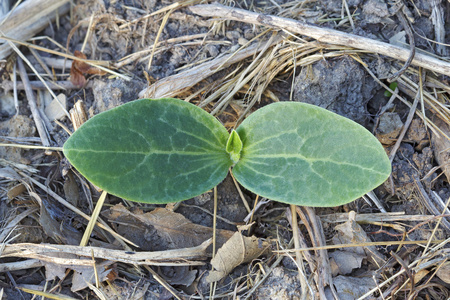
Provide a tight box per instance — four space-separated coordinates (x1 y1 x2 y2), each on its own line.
63 98 233 204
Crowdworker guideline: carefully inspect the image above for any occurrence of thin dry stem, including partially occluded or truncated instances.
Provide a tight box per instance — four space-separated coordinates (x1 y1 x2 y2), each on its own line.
290 205 310 299
190 3 450 77
0 240 211 266
275 239 445 253
17 57 51 147
21 172 138 248
147 8 174 69
80 191 108 247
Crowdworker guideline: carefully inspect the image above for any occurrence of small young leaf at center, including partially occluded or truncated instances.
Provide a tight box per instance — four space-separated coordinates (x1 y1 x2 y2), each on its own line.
226 129 243 164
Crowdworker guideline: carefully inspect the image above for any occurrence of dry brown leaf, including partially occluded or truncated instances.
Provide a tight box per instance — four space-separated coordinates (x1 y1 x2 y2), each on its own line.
160 267 197 286
330 275 377 299
206 231 270 283
0 167 21 181
28 190 82 245
40 205 81 245
71 261 116 292
7 183 26 200
431 116 450 182
40 254 115 291
332 211 385 267
107 204 234 251
329 250 365 276
376 112 403 145
70 51 88 88
405 269 429 289
436 261 450 284
99 281 150 299
44 93 67 121
70 51 106 88
63 170 80 207
41 253 69 280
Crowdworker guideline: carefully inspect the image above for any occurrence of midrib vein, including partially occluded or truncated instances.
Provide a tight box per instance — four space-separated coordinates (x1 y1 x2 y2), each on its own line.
242 154 386 174
69 148 225 156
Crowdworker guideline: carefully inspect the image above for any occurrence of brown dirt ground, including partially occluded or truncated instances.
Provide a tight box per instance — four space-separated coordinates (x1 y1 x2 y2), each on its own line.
0 0 449 299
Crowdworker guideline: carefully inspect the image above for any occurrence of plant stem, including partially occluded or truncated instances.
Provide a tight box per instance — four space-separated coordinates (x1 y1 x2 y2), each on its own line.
291 204 309 299
209 186 218 299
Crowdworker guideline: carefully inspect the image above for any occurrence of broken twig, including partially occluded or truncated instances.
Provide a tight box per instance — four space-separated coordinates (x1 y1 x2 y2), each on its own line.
17 57 51 147
0 0 69 60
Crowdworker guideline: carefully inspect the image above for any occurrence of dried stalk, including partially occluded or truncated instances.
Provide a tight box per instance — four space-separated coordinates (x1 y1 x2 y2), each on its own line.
0 240 211 266
0 207 39 243
318 212 443 224
1 80 94 91
0 259 43 272
289 205 310 299
0 0 69 59
139 35 282 98
303 207 337 299
189 4 450 77
17 57 51 147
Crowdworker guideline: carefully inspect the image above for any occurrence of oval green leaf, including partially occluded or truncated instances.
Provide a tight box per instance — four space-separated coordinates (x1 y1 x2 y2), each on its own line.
63 98 233 204
233 102 391 207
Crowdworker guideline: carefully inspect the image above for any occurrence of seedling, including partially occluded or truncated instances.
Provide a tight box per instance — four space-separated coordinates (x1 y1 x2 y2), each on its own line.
63 98 391 207
384 82 398 97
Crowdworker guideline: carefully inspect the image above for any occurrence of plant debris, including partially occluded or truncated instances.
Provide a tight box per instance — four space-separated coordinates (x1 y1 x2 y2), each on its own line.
206 231 270 282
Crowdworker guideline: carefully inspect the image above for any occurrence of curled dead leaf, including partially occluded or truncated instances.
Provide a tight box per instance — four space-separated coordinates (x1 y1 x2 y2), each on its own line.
70 51 106 88
436 262 450 284
71 261 116 292
206 232 270 283
332 211 386 267
40 254 115 292
329 250 365 276
431 116 450 182
107 204 234 251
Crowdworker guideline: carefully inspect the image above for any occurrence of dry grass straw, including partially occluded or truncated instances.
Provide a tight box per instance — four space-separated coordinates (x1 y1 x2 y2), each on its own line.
143 265 183 300
115 33 209 68
118 0 201 29
79 190 108 247
18 286 79 300
358 238 450 299
2 36 70 118
116 0 205 70
1 36 130 82
290 205 310 298
209 186 219 300
0 207 38 243
196 34 371 124
358 57 450 141
318 211 446 224
0 241 210 266
19 171 138 248
147 6 174 70
276 239 446 253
